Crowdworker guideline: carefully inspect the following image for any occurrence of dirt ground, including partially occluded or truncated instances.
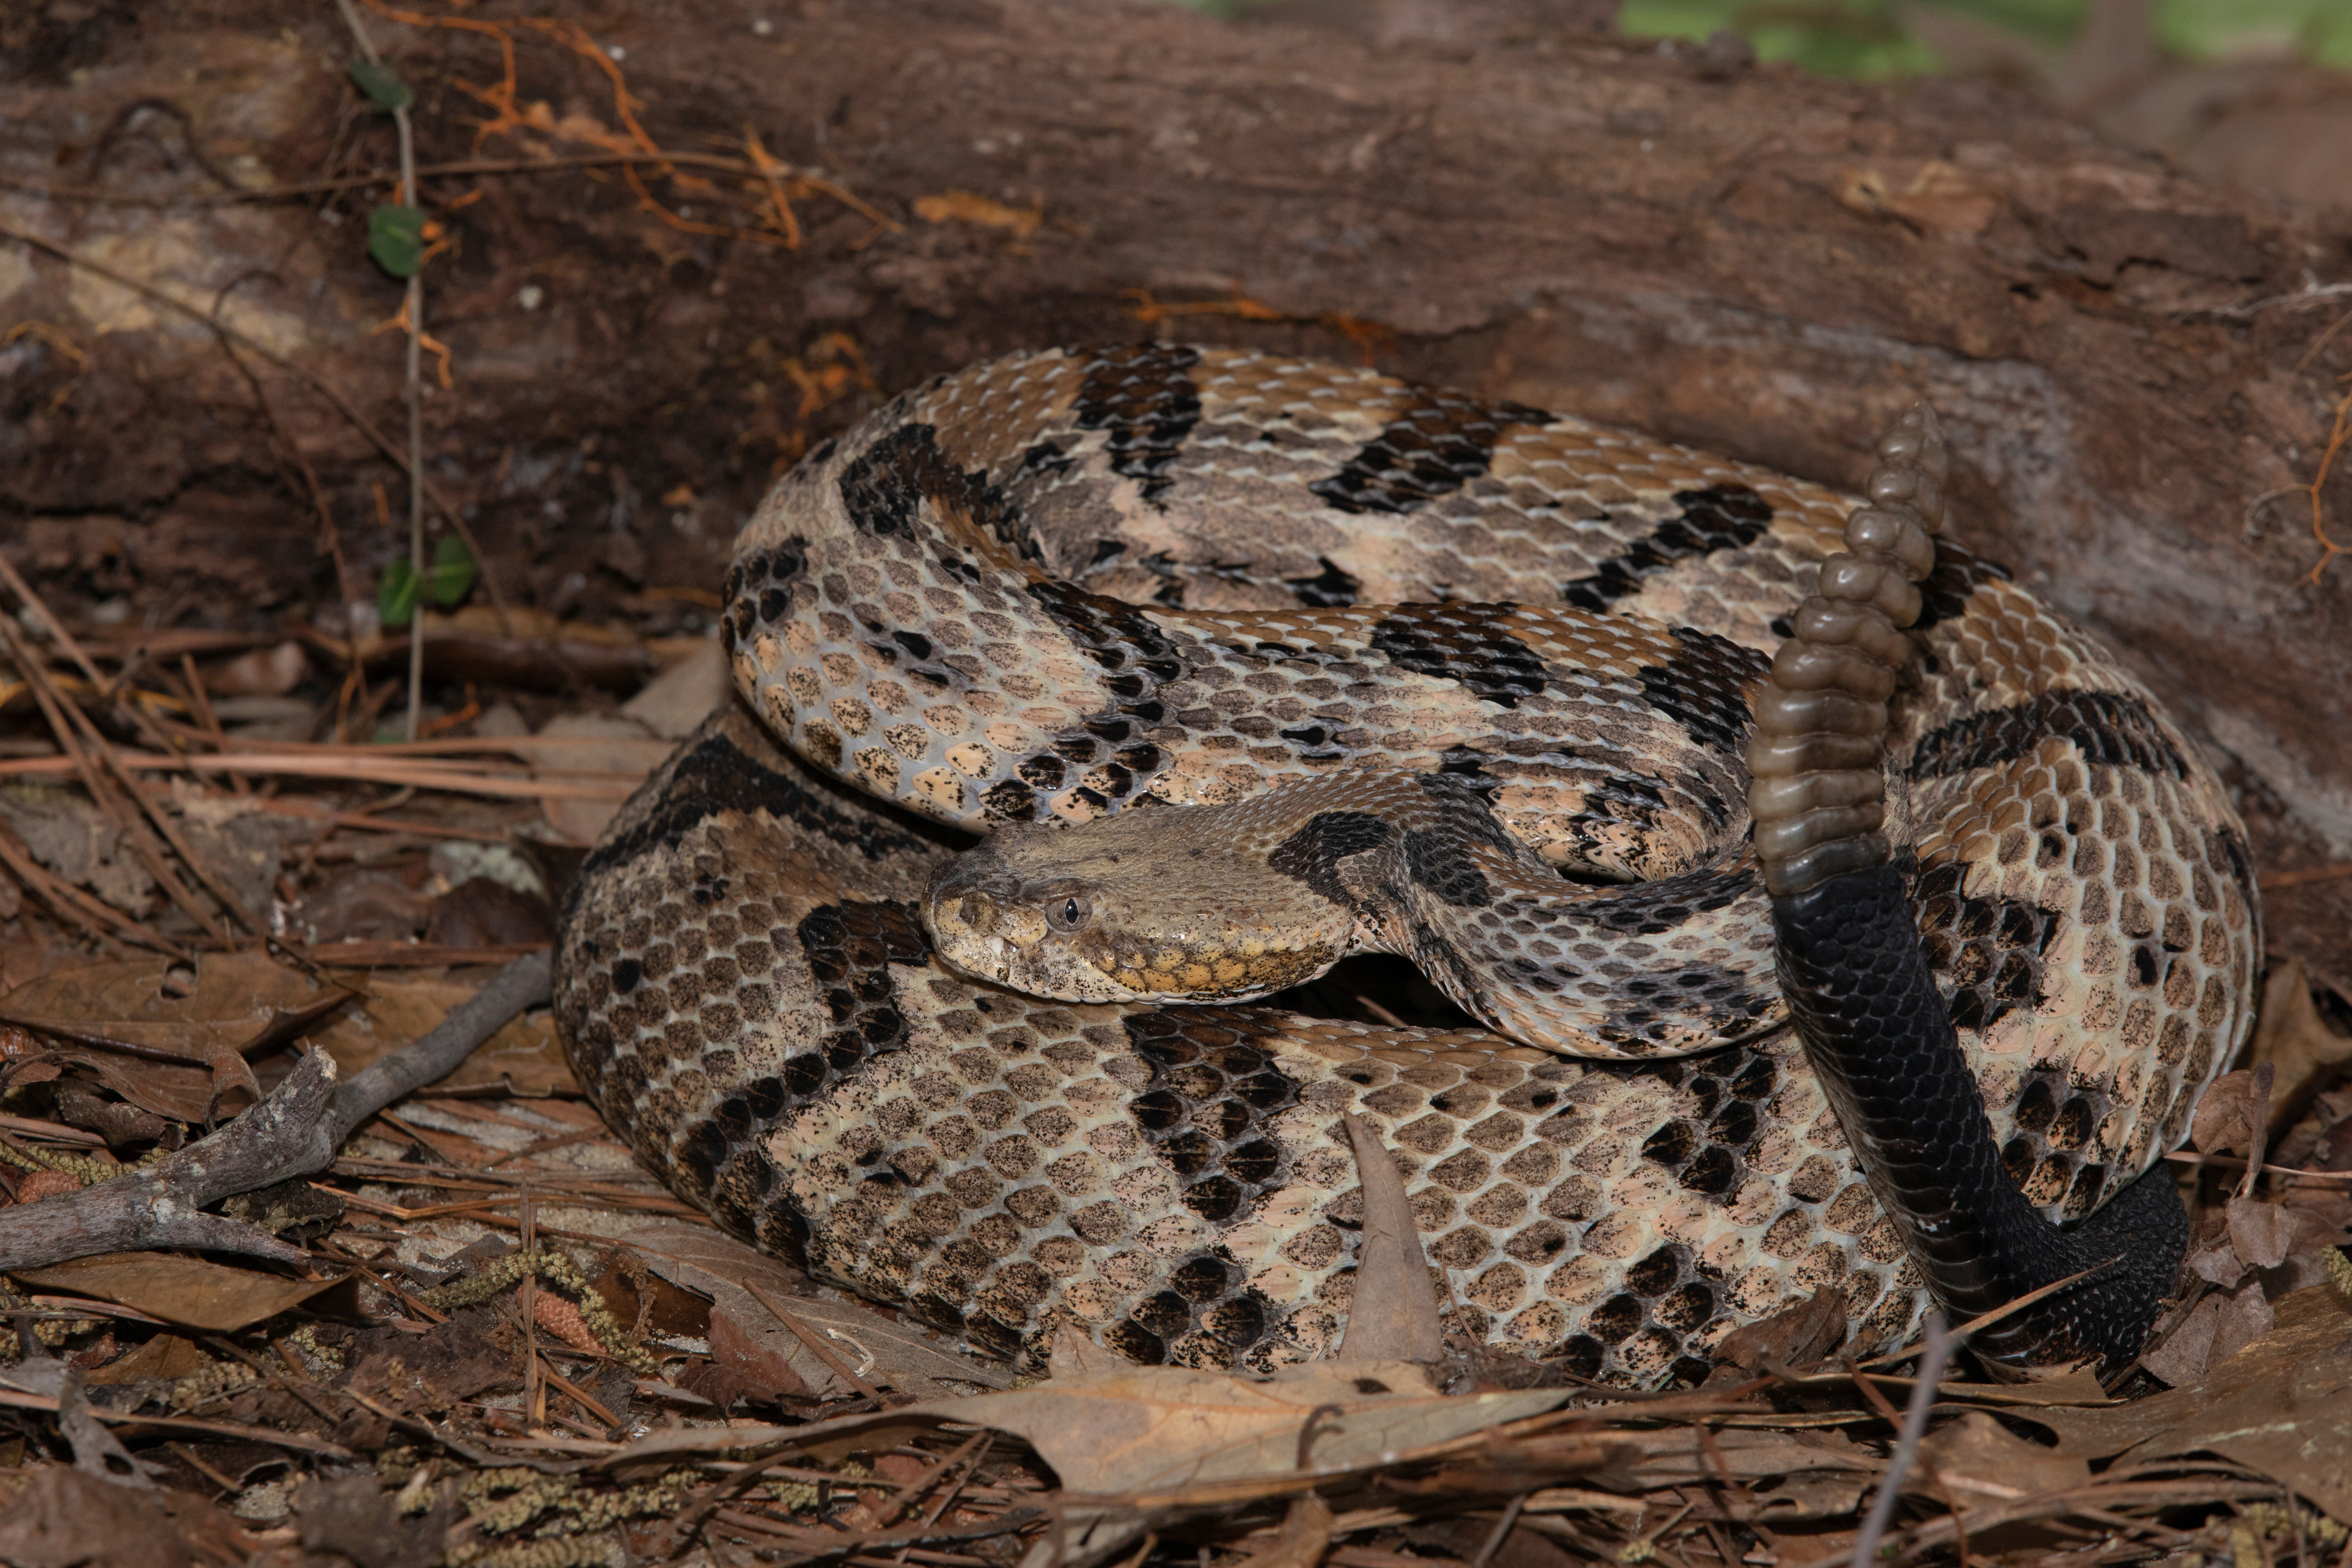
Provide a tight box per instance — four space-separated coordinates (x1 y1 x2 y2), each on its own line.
0 1 2350 1565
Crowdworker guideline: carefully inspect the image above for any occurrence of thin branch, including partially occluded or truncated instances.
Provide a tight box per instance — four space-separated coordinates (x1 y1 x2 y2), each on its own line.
1849 1314 1954 1568
330 0 433 741
0 952 552 1271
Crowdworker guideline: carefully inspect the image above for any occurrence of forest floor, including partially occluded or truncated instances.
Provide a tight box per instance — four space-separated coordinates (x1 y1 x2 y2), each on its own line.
2 2 2352 1566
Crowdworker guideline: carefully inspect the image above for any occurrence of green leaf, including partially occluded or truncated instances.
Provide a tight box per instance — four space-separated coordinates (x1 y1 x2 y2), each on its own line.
368 204 426 279
377 558 422 629
348 58 414 112
429 533 477 609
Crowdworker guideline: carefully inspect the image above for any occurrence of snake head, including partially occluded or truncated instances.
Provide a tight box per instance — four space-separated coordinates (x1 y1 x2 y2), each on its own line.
920 810 1351 1004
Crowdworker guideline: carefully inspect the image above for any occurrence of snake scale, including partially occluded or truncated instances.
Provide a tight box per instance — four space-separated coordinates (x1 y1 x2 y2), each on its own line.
555 344 2260 1384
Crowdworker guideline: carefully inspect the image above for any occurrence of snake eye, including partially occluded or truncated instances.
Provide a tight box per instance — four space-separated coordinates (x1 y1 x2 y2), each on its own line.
1046 894 1090 933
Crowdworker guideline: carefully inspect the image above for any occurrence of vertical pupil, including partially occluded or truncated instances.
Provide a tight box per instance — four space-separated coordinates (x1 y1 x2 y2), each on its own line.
1063 899 1079 924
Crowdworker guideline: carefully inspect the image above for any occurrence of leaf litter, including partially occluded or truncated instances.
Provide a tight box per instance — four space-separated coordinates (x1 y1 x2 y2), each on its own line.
0 557 2342 1568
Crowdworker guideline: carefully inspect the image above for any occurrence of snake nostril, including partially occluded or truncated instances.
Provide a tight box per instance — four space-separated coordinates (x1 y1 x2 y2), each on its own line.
958 892 999 934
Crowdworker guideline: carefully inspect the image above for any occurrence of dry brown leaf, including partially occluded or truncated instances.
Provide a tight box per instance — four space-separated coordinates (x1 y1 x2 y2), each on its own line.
705 1291 820 1403
2281 1183 2352 1256
0 951 347 1064
311 978 574 1096
588 1257 710 1341
41 1052 217 1124
2225 1194 2298 1270
0 949 348 1121
620 1221 1008 1397
621 640 731 740
2208 1278 2277 1367
1049 1323 1118 1379
2036 1282 2352 1520
2189 1231 2250 1286
877 1359 1565 1497
10 1252 346 1333
602 1357 1573 1503
1908 1411 2089 1501
1712 1289 1847 1372
2139 1291 2225 1386
80 1333 209 1389
1337 1112 1442 1363
2251 959 2352 1136
294 1472 446 1568
338 1319 514 1412
0 1461 245 1568
701 1298 823 1401
2190 1064 2273 1161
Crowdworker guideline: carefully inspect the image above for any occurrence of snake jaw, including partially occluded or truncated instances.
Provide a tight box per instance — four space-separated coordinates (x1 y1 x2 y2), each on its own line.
920 808 1360 1004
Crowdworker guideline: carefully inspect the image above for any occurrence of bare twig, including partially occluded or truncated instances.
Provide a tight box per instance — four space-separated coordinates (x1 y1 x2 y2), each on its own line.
521 1185 543 1427
0 951 552 1271
2163 1149 2352 1186
1849 1313 1953 1568
330 0 432 741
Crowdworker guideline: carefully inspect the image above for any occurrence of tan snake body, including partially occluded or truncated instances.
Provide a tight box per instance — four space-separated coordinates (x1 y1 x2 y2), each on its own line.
555 345 2259 1381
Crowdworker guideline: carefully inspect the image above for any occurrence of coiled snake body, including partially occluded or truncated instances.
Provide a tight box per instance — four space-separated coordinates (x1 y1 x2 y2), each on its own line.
555 346 2259 1382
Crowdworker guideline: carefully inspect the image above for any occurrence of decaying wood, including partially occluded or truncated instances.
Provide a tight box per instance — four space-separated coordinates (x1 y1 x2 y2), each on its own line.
0 952 551 1270
5 7 2347 980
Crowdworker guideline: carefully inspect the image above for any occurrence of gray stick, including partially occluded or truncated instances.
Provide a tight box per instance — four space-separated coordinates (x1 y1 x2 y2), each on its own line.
1847 1312 1955 1568
0 951 553 1272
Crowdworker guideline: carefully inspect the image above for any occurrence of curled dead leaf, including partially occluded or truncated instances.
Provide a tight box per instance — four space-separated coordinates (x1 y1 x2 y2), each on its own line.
0 951 348 1064
2251 959 2352 1137
0 952 351 1122
2190 1064 2273 1161
862 1358 1566 1498
1337 1112 1442 1364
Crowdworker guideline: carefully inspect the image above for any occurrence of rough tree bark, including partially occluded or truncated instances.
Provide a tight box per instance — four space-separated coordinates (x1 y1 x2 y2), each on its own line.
2 0 2346 973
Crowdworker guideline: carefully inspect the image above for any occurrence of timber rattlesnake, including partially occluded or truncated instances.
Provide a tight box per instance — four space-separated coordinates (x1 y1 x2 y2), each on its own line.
555 346 2258 1382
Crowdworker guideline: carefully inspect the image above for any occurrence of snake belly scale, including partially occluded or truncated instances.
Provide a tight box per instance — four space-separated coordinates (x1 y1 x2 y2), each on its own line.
555 344 2260 1382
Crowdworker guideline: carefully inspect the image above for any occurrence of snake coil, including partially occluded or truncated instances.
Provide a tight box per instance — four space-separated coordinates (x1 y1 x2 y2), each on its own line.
557 346 2254 1382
